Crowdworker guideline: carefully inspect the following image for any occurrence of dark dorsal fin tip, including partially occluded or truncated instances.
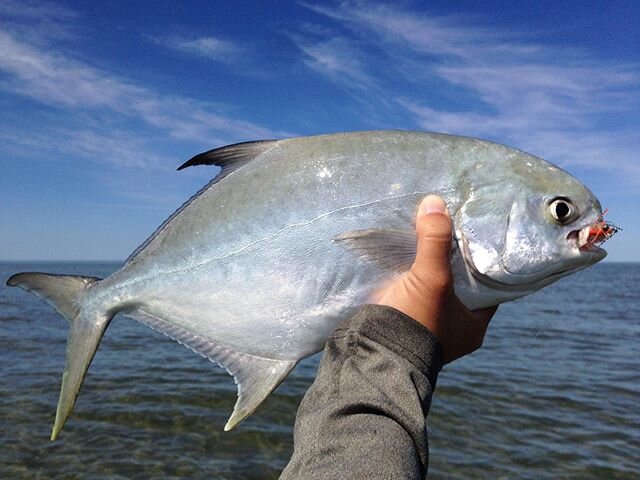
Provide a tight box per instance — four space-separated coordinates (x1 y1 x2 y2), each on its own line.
177 139 276 171
125 139 276 266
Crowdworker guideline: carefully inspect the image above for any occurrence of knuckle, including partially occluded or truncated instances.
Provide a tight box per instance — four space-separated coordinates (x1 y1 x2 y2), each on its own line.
408 268 451 294
429 272 452 292
405 270 428 295
418 213 453 239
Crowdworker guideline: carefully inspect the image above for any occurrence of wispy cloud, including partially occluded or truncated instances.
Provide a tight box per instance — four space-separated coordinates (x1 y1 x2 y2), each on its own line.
0 30 142 110
0 0 76 43
300 1 640 181
294 35 376 90
0 5 285 174
0 123 171 169
0 28 281 143
151 35 240 62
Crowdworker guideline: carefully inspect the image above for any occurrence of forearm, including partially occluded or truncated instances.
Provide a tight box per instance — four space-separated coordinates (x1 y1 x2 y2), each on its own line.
280 304 443 480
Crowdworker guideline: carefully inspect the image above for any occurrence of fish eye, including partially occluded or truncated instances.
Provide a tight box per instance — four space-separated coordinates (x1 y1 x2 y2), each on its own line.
549 197 575 223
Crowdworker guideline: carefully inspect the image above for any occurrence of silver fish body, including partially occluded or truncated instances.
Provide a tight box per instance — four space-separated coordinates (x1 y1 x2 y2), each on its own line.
7 131 607 439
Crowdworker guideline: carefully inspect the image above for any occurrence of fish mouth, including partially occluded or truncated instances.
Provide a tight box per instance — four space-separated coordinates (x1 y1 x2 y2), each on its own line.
566 225 606 255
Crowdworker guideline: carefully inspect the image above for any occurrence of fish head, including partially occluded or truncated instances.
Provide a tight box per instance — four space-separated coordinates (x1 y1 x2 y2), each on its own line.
456 154 608 292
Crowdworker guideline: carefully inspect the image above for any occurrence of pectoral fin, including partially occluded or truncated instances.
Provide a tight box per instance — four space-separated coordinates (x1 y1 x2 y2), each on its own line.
333 228 416 273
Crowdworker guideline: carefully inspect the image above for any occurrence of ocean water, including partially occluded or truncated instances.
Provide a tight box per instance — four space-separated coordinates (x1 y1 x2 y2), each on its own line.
0 262 638 479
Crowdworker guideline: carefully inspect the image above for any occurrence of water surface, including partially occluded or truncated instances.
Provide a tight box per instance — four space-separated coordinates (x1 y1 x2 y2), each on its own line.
1 262 638 479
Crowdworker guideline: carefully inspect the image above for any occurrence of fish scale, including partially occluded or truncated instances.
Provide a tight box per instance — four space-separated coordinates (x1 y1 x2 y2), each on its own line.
6 130 610 440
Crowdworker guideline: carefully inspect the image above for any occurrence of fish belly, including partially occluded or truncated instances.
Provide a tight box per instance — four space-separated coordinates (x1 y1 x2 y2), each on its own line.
118 198 417 362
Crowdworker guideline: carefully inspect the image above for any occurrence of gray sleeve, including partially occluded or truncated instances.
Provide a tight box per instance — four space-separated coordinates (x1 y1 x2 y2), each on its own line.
280 304 444 480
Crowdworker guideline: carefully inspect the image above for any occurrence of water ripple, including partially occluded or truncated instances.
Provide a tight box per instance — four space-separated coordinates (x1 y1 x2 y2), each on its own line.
1 262 638 479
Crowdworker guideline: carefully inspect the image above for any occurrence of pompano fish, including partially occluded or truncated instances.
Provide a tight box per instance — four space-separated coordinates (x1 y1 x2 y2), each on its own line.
7 130 611 440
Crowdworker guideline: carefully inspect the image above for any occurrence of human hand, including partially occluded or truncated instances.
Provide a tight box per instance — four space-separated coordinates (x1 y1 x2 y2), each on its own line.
376 195 497 364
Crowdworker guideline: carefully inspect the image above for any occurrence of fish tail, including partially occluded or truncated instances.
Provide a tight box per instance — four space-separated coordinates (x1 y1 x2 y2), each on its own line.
6 272 114 441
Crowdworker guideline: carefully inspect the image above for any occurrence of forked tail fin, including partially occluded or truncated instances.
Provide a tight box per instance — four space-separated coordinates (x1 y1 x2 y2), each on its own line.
6 272 114 440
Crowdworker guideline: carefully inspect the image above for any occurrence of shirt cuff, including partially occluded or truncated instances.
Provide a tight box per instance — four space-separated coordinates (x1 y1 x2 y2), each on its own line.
332 304 444 388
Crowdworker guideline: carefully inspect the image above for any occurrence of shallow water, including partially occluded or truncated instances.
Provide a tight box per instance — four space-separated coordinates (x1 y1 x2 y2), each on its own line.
1 262 638 479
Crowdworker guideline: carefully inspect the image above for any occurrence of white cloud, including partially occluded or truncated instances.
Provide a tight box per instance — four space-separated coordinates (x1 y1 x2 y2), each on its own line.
300 1 640 182
0 8 286 174
0 30 142 109
302 1 491 59
294 35 376 90
0 0 75 20
0 28 281 142
152 35 240 62
0 0 77 43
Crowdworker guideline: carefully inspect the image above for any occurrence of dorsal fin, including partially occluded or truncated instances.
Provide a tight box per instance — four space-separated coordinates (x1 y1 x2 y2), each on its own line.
177 139 276 173
124 139 277 266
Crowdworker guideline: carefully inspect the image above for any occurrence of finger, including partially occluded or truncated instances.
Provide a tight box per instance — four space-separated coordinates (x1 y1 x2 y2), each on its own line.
411 195 454 283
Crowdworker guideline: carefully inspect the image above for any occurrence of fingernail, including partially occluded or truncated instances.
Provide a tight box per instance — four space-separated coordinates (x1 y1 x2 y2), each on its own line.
420 195 447 215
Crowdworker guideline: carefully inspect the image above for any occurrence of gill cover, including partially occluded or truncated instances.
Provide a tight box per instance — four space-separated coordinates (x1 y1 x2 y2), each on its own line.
457 188 510 278
458 192 562 286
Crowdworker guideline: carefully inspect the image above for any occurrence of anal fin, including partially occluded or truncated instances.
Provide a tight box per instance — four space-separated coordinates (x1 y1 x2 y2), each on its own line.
224 354 295 431
126 310 295 430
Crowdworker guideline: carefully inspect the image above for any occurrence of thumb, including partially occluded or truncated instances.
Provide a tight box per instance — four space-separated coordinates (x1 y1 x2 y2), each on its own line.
411 195 453 285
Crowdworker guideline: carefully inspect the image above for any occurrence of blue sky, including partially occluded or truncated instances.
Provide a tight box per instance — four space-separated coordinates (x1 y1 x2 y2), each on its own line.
0 0 638 261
